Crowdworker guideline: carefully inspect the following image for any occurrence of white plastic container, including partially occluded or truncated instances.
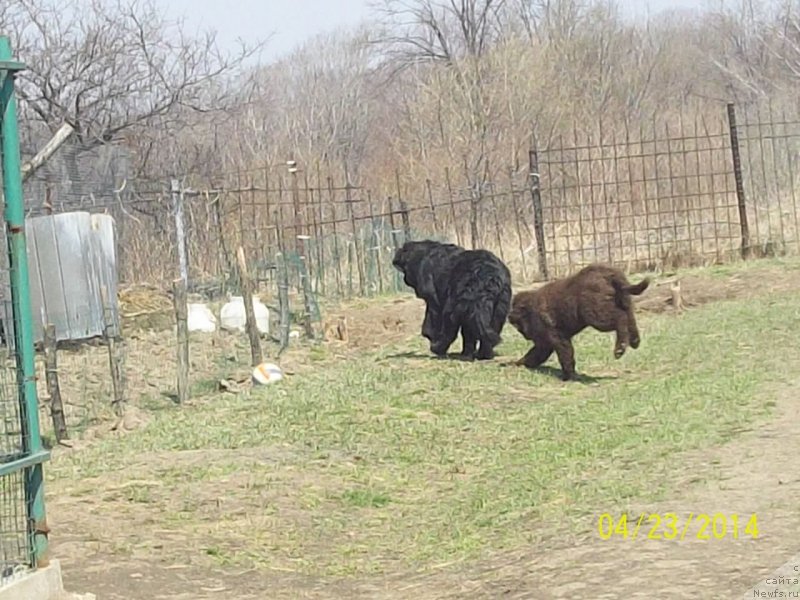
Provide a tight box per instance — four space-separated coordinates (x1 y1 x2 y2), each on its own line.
220 296 270 334
187 303 217 333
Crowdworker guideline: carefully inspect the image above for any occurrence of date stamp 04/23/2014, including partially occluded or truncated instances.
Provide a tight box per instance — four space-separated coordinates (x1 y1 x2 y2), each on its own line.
597 512 759 541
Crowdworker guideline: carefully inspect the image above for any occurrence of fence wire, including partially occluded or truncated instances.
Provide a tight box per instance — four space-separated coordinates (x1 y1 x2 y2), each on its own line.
15 100 800 303
535 113 743 277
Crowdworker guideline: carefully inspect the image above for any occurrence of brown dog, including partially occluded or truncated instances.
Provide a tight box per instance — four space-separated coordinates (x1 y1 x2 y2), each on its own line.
508 264 650 381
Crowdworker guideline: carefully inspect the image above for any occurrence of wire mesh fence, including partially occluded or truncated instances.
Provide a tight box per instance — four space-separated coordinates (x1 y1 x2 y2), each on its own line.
14 100 800 302
0 470 30 584
0 323 29 588
736 101 800 256
534 112 744 277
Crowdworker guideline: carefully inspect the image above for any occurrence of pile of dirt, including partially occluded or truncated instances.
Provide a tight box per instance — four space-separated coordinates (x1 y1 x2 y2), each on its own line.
118 285 176 332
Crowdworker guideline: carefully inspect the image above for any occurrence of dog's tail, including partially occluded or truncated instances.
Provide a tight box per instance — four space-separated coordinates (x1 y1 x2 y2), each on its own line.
611 275 650 309
475 303 502 347
475 283 511 348
624 277 650 296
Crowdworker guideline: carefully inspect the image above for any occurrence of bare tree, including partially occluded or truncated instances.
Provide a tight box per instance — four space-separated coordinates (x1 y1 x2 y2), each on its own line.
204 25 382 188
706 0 778 100
3 0 263 149
371 0 512 202
371 0 507 67
507 0 587 44
762 0 800 89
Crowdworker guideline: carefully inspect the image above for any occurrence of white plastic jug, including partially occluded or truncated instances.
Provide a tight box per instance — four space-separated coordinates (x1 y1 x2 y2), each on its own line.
220 296 270 334
187 303 217 333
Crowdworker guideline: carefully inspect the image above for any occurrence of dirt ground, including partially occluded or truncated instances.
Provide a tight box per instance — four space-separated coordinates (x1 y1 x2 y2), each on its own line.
47 259 800 599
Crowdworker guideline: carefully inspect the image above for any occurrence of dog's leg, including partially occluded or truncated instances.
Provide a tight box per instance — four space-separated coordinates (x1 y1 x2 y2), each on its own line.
516 342 553 368
475 340 495 360
628 311 642 349
421 304 438 341
613 312 631 359
475 323 498 360
551 335 577 381
430 318 460 357
460 328 478 360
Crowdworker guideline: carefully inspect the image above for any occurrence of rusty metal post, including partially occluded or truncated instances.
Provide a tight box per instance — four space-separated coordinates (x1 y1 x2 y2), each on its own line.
727 103 751 259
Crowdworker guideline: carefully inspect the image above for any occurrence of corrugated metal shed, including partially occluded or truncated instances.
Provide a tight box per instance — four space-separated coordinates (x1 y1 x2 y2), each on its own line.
25 212 120 344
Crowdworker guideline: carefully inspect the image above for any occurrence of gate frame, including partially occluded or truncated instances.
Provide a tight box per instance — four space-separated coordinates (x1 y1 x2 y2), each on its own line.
0 35 50 570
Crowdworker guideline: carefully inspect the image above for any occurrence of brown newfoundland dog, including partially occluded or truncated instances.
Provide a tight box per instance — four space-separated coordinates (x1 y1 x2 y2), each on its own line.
508 264 650 380
392 240 512 360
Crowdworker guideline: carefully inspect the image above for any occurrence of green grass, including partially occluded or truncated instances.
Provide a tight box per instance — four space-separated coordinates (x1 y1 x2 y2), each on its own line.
48 287 800 576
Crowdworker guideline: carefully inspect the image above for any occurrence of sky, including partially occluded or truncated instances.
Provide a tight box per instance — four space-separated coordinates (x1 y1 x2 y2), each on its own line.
156 0 709 64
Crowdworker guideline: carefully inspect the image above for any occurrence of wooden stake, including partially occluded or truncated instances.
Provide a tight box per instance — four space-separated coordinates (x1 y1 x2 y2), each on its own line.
173 278 189 404
43 324 68 442
670 279 684 312
100 285 126 417
236 246 263 366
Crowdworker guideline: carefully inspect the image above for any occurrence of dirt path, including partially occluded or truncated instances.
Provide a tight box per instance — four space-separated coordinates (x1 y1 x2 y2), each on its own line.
361 379 800 600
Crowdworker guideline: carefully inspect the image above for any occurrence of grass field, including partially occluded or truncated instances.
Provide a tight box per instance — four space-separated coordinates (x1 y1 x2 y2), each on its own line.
45 258 800 584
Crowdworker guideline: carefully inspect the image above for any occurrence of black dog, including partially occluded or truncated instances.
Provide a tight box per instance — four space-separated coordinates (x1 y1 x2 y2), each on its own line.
392 239 465 342
392 240 512 360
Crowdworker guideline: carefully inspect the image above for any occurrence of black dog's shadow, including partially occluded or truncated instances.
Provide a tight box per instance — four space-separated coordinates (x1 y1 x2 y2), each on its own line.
384 350 481 363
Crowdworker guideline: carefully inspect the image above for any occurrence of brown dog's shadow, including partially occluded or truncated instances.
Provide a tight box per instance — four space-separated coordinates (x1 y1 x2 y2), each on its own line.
385 352 618 382
499 362 618 384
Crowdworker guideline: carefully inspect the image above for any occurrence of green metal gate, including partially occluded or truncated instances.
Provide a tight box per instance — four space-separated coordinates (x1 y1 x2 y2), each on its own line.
0 36 49 584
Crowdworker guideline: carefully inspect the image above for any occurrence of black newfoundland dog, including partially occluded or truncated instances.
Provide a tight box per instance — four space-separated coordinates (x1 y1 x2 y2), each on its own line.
392 239 512 360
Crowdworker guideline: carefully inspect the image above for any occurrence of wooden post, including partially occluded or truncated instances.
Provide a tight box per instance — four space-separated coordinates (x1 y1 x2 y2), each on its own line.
444 167 462 246
399 199 411 241
425 178 440 234
670 279 684 312
366 190 384 294
21 122 74 183
100 286 125 417
528 148 549 279
296 236 317 340
236 246 263 367
274 214 292 355
172 278 189 404
469 184 480 249
171 178 189 284
276 251 291 355
43 324 68 442
344 176 365 296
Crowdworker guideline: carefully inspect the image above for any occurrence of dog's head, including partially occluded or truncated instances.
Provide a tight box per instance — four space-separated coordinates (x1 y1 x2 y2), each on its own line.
508 291 536 340
392 241 425 291
393 240 439 268
392 239 457 293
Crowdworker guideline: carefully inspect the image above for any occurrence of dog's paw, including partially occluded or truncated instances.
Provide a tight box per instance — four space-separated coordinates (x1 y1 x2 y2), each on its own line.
430 342 449 356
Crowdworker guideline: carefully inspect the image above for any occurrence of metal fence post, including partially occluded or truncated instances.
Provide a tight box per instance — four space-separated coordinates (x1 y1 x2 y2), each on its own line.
0 36 50 568
726 103 752 259
528 147 549 279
